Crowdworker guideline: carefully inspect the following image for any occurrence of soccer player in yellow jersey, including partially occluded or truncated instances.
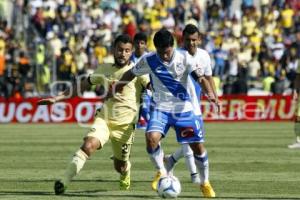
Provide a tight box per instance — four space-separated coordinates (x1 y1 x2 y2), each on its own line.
38 34 149 194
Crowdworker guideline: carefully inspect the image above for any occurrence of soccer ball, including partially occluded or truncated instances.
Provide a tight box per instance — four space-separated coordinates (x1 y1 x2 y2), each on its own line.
157 175 181 198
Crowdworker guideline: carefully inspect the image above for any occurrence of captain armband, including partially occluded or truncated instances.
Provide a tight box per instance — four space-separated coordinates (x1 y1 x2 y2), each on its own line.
191 69 204 81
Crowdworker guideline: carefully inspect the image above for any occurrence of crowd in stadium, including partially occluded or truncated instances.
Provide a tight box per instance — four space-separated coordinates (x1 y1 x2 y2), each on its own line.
0 0 299 98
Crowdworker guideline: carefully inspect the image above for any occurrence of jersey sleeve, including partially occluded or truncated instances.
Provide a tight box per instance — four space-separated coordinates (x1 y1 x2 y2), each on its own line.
131 56 151 76
88 64 111 87
89 68 105 85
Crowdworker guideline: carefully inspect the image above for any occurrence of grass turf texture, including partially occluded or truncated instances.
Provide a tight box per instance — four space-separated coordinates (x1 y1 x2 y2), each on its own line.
0 122 299 200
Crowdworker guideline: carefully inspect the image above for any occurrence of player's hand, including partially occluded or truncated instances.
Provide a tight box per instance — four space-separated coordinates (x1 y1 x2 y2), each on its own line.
106 82 115 99
206 92 216 103
37 98 56 105
215 99 221 115
206 93 221 114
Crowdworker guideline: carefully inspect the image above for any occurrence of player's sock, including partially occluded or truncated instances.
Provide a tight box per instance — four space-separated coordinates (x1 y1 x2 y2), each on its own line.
120 161 131 176
147 144 166 174
164 154 177 174
297 136 300 143
295 121 300 140
147 144 166 191
288 122 300 148
172 146 183 161
194 151 209 185
164 145 184 173
182 144 198 175
61 149 88 186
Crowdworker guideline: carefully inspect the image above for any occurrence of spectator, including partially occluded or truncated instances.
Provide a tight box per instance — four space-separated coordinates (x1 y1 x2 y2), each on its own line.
17 51 31 95
212 43 227 80
271 69 287 94
262 72 275 93
248 52 261 81
0 0 299 97
280 3 294 36
232 67 248 94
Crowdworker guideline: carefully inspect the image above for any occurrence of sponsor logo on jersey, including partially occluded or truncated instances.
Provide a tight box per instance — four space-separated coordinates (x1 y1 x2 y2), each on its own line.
175 63 185 76
179 127 195 138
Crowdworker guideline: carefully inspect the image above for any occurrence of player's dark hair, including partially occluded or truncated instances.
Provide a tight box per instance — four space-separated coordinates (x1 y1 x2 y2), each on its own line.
153 28 174 49
114 34 133 47
134 32 147 43
182 24 200 37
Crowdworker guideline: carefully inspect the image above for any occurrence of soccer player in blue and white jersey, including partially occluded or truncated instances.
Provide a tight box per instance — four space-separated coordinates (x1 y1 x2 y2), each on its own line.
111 28 216 198
130 32 148 63
130 32 152 129
164 24 220 185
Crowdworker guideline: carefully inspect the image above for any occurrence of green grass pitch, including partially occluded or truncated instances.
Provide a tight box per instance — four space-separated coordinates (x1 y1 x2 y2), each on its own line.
0 122 300 200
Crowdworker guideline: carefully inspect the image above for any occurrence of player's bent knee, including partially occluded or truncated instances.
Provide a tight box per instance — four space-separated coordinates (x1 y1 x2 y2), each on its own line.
146 132 161 149
81 137 101 156
189 143 206 155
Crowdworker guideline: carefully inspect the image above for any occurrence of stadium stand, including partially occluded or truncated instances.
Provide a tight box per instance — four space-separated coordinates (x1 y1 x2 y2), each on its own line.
0 0 299 98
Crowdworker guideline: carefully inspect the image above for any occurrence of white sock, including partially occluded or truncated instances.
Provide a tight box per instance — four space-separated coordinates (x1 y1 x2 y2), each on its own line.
61 149 88 186
182 144 198 175
194 151 209 185
296 136 300 143
172 146 183 161
147 145 166 175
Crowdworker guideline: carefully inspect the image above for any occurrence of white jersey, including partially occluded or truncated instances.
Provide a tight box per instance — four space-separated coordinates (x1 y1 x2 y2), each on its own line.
180 48 213 115
183 47 212 77
131 49 206 114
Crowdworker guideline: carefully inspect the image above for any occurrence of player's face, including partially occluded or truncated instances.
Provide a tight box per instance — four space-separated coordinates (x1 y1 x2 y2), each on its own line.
156 46 174 63
134 40 147 54
114 42 133 67
183 32 200 55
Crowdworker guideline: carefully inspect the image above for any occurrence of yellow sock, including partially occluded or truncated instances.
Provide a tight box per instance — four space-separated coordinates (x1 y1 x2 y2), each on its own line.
62 149 88 186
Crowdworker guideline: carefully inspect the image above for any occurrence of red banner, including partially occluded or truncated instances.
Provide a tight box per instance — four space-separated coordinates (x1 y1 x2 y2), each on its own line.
0 95 295 123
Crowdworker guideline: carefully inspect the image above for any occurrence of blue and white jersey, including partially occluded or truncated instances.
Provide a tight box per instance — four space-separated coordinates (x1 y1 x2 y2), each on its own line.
131 49 204 114
130 52 148 64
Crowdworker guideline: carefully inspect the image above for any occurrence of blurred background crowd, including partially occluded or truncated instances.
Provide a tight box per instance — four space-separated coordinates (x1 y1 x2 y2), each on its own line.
0 0 299 98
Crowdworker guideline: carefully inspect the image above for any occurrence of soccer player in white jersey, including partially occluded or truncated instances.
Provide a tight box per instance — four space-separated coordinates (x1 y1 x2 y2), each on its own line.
164 24 220 185
111 28 216 198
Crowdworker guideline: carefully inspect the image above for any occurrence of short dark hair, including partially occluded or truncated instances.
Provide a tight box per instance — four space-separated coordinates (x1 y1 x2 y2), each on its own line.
153 28 174 49
134 32 147 43
182 24 200 37
114 34 133 47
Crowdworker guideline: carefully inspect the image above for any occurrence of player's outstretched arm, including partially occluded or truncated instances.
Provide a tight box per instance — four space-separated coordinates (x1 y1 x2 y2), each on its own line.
107 69 136 98
37 77 91 105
